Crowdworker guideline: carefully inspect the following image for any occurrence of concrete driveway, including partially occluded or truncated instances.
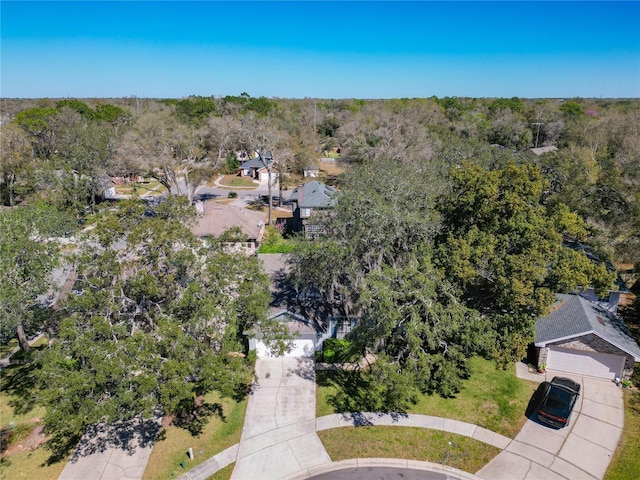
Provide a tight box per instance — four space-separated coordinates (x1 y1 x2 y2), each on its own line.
477 371 623 480
231 357 331 480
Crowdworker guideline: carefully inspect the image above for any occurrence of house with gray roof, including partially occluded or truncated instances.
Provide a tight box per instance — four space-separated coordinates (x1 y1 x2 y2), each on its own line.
535 293 640 380
238 151 274 181
289 180 338 239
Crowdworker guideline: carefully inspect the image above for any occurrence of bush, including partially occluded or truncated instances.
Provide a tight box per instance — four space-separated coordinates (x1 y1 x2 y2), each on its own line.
228 191 238 198
321 338 357 363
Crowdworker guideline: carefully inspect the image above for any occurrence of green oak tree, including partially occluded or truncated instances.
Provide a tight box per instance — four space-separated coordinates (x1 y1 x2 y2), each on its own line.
435 162 616 364
37 198 276 455
0 203 72 351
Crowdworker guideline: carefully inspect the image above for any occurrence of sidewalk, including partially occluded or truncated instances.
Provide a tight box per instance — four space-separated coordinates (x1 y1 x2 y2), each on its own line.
177 395 511 480
174 361 624 480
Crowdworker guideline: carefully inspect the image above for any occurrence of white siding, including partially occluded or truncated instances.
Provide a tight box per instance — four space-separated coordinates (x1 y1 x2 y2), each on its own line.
547 346 625 379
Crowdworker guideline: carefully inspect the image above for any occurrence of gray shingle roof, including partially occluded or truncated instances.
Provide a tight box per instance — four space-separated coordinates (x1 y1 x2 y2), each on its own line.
535 293 640 360
289 181 337 208
240 153 274 170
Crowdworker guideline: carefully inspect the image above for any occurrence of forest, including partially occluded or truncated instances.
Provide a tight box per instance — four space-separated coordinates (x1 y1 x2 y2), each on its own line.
1 94 639 445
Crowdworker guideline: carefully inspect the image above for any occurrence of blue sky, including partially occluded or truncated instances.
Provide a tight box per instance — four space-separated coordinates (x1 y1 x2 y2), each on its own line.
1 1 639 99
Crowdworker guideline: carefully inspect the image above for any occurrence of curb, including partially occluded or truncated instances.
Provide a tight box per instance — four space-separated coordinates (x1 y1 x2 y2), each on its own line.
282 458 484 480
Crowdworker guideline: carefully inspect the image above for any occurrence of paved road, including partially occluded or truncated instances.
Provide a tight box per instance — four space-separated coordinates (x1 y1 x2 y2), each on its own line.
307 466 461 480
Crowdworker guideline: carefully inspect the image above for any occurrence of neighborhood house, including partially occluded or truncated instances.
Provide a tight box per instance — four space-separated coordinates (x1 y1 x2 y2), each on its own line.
535 293 640 380
289 180 338 239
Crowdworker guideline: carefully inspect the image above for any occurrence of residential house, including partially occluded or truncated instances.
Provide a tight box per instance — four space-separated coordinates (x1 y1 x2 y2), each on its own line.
238 151 274 182
190 201 266 254
289 180 338 239
530 145 558 156
535 293 640 380
248 310 323 358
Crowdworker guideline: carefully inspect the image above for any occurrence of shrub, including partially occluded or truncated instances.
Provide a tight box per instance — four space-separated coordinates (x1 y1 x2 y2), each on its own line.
228 191 238 198
321 338 357 363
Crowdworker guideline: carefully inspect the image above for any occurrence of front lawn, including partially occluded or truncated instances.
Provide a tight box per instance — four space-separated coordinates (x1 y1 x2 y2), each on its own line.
0 349 68 480
114 180 166 195
142 393 247 480
217 175 257 189
319 427 500 473
604 388 640 480
317 356 537 438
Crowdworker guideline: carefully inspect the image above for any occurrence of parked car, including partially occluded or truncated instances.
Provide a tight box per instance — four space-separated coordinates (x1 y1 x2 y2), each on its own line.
536 376 581 428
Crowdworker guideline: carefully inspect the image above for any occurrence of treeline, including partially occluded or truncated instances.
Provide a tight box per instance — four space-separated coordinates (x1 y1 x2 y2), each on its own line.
1 93 638 438
2 94 638 261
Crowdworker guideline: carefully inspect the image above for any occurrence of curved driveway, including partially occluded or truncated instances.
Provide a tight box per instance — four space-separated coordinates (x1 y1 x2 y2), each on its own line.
177 363 623 480
477 370 623 480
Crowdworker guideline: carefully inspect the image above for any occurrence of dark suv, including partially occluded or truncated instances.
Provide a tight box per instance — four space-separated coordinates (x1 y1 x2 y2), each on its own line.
536 376 581 428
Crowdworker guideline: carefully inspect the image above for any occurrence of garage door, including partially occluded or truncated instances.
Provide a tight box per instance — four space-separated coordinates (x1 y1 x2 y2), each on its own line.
547 346 625 379
256 339 315 358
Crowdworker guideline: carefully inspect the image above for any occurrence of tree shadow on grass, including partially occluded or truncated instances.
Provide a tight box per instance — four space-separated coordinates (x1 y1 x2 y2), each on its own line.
172 401 225 437
318 369 413 415
1 356 43 418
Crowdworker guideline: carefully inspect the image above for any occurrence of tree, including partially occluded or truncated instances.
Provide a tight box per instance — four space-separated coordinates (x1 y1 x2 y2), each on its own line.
0 203 69 351
0 122 33 206
118 111 211 202
48 108 118 213
38 197 274 455
236 114 285 225
435 162 616 363
289 157 490 398
13 106 58 157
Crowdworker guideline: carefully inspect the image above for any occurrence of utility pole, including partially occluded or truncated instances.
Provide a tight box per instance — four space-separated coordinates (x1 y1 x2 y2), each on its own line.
532 113 544 148
259 150 273 226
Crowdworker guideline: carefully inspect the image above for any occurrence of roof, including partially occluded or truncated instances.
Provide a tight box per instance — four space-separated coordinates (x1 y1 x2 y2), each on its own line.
535 293 640 360
190 201 266 240
289 181 338 209
267 310 323 335
531 146 558 156
240 152 274 170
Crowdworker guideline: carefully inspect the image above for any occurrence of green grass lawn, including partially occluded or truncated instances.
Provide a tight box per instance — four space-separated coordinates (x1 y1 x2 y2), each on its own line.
142 393 247 480
0 349 69 480
115 180 166 195
604 388 640 480
217 175 257 189
1 356 47 428
0 339 18 358
0 446 66 480
317 356 537 438
319 427 500 473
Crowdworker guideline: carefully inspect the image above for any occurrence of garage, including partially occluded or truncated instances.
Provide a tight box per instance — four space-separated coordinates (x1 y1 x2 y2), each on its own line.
535 293 640 381
256 339 315 358
249 310 322 359
547 346 625 380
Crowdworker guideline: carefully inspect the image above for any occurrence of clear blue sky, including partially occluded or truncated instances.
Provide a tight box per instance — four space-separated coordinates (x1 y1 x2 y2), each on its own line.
1 1 639 99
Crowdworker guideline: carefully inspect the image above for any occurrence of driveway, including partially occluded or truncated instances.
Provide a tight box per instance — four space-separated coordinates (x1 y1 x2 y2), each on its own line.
477 371 623 480
230 357 331 480
58 416 161 480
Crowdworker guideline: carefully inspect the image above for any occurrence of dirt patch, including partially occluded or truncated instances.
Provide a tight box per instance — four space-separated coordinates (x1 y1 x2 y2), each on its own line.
1 422 47 457
319 159 345 176
480 401 499 415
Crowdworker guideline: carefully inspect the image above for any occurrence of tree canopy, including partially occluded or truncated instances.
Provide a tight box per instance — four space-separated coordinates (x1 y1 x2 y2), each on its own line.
37 198 273 454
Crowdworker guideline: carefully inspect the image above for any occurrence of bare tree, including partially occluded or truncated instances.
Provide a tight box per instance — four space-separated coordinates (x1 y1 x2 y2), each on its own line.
118 111 210 203
236 114 285 224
